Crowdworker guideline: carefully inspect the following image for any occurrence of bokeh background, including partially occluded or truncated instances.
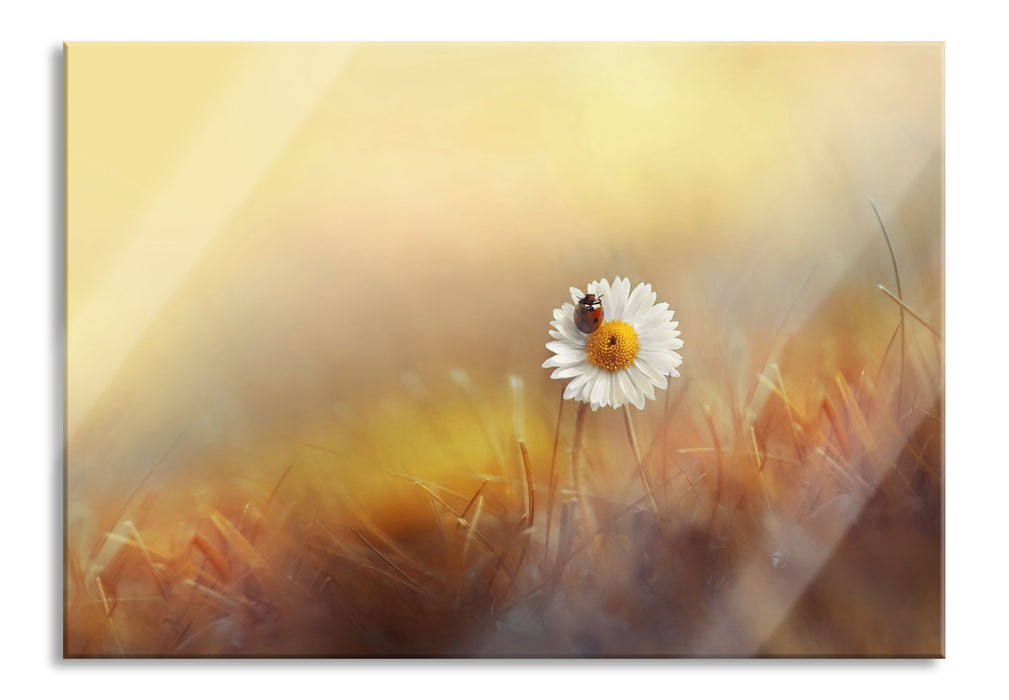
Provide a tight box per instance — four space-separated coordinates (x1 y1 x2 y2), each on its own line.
65 43 942 656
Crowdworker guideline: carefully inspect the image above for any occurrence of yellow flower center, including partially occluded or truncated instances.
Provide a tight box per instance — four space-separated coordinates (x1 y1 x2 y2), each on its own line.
585 320 640 371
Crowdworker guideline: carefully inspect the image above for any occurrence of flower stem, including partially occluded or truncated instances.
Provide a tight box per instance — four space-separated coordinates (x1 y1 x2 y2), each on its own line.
623 404 658 513
543 388 565 574
571 402 595 535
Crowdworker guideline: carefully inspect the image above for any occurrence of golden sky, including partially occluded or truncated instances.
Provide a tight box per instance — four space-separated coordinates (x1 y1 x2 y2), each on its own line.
66 42 942 487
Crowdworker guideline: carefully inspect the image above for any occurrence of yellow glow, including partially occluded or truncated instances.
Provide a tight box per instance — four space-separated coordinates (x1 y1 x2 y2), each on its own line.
66 43 355 438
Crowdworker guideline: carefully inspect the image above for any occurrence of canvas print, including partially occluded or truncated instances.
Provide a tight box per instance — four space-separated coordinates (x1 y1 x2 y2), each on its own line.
64 42 943 657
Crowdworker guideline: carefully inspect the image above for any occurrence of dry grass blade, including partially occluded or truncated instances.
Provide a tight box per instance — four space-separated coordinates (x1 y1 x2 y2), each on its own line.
191 532 232 583
84 430 184 567
183 578 240 613
757 372 806 423
396 474 470 502
103 531 172 563
816 447 874 498
869 197 906 418
460 494 485 561
675 447 799 465
412 480 495 554
835 374 877 457
427 493 448 545
93 575 125 655
750 426 766 474
743 270 817 414
125 521 170 600
735 426 774 514
821 396 851 457
95 576 112 617
772 364 806 467
263 464 294 512
703 404 724 527
518 439 534 528
210 511 267 571
349 527 435 598
460 480 490 522
510 375 536 528
414 480 463 518
877 284 943 340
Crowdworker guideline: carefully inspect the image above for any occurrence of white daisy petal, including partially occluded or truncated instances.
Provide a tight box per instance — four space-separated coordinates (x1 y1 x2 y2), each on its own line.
551 347 587 361
550 365 584 379
636 314 676 332
635 302 673 330
553 329 583 346
616 370 642 409
543 357 574 371
636 328 684 348
628 364 658 400
594 278 611 300
583 366 605 402
563 376 584 400
598 380 613 409
553 306 591 343
605 277 626 320
634 358 669 390
560 323 589 345
625 282 655 324
590 371 610 408
570 287 585 304
553 327 586 347
548 355 587 370
546 340 578 355
636 347 682 373
563 364 595 403
628 376 647 409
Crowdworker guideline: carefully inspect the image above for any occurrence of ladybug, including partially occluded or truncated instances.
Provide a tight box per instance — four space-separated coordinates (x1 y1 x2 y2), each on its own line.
574 293 604 334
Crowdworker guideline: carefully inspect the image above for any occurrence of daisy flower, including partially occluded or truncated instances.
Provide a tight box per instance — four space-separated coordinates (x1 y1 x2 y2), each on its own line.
543 276 683 411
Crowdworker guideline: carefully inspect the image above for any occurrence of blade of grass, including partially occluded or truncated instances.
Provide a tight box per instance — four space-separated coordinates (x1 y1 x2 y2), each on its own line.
869 197 906 419
878 284 943 340
543 389 565 579
349 527 434 599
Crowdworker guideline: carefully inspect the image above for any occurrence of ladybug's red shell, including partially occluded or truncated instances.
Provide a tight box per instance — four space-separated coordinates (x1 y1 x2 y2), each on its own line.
574 293 604 334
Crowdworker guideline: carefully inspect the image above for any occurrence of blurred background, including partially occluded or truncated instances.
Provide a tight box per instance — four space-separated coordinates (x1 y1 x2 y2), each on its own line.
65 43 942 656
